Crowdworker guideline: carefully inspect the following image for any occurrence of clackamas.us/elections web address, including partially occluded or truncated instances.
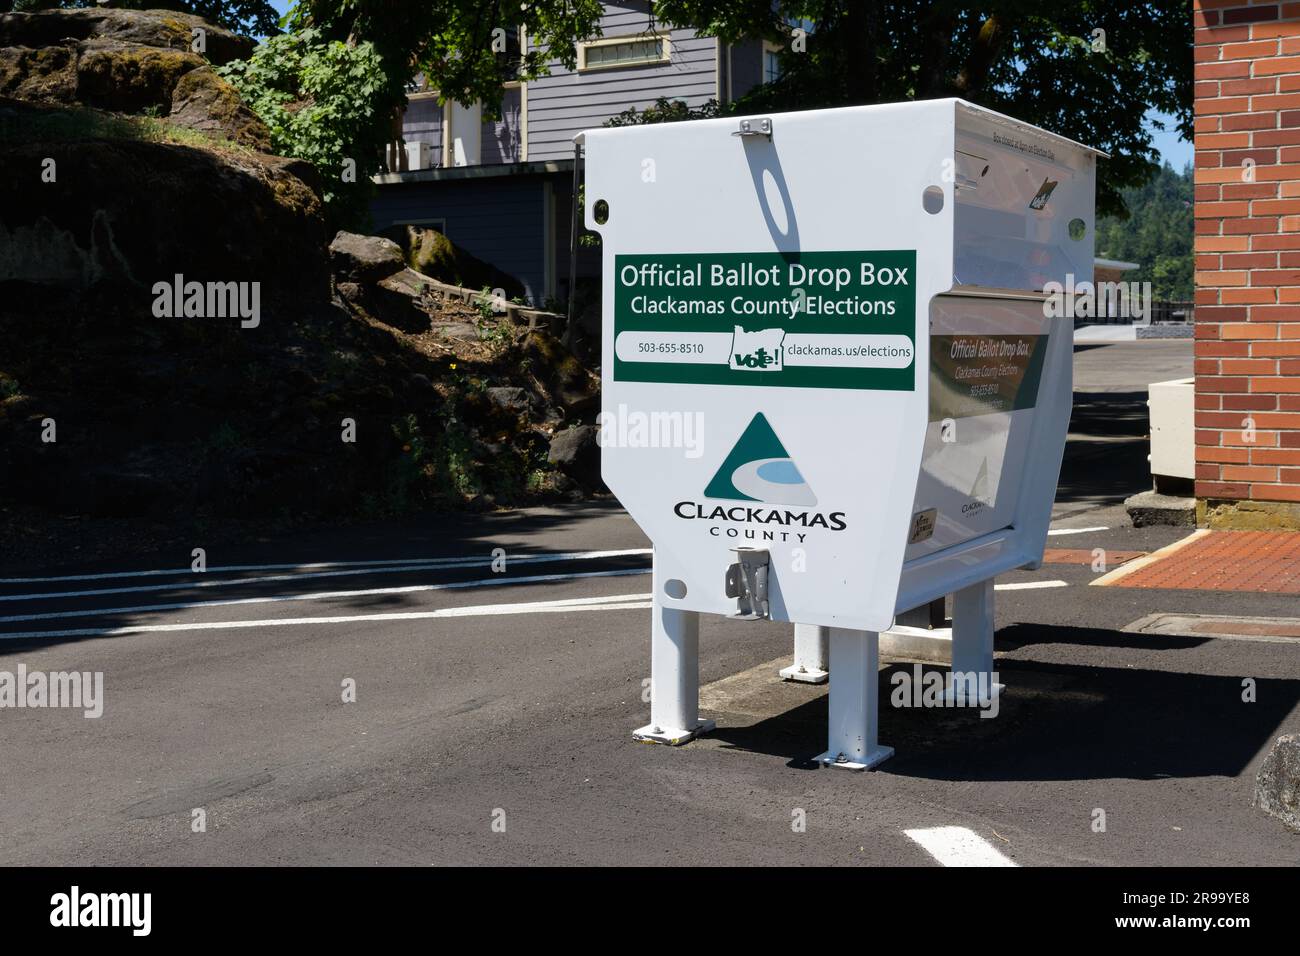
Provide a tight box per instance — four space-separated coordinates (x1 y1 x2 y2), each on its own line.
785 341 913 358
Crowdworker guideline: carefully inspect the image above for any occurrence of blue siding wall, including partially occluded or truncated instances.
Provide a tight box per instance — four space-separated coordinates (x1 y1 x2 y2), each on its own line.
369 177 547 305
526 1 718 161
402 96 443 165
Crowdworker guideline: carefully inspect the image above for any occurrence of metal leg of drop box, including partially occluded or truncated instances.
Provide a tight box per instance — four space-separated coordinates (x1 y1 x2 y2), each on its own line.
948 578 1004 705
815 627 894 771
632 591 715 746
780 624 829 684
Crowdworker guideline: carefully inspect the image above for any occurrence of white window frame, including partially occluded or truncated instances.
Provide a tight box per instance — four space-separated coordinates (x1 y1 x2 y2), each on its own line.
577 32 671 72
762 40 783 85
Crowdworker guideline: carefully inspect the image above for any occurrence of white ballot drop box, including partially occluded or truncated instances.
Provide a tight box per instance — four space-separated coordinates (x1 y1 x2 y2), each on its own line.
581 98 1103 768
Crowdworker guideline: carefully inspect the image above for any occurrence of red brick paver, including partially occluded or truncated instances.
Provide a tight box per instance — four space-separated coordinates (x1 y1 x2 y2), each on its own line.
1104 530 1300 593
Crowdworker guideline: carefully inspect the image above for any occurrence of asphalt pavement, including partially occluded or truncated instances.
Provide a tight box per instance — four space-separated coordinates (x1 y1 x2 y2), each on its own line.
2 337 1297 866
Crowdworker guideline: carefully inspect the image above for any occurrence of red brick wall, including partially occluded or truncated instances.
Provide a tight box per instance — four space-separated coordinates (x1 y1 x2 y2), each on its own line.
1195 0 1300 507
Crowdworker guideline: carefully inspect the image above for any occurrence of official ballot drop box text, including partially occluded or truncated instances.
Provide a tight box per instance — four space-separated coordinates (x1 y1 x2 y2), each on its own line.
582 98 1103 768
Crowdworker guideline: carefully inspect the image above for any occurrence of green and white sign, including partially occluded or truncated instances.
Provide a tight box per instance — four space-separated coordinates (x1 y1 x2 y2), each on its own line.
613 250 917 391
929 333 1050 421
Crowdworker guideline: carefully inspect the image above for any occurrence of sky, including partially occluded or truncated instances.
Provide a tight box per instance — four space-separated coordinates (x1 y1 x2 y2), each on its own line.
263 1 1191 169
1148 111 1193 171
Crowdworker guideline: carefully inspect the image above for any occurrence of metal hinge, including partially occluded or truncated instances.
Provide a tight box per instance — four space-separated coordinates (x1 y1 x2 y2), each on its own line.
732 118 773 140
725 548 771 620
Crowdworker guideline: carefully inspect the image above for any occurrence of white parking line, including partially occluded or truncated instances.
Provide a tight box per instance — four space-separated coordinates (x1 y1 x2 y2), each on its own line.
0 593 655 641
904 826 1017 867
0 567 653 626
0 566 1065 627
1047 526 1108 536
0 548 650 600
0 548 653 588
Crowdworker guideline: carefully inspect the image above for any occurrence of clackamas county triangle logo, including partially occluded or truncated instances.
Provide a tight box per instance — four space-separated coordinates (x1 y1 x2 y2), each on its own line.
703 413 817 506
673 413 846 536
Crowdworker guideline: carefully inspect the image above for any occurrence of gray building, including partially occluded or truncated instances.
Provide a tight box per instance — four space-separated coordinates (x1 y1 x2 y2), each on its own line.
369 2 774 306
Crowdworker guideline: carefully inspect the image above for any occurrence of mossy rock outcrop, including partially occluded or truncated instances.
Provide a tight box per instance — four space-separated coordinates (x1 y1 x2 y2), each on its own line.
0 135 328 308
520 330 600 414
0 7 269 150
76 44 204 113
384 225 527 304
0 6 601 549
0 8 253 66
168 65 269 151
0 44 76 101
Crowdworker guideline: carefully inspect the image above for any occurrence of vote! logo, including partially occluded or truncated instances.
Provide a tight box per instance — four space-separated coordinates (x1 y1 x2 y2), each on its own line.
705 413 816 506
729 326 785 372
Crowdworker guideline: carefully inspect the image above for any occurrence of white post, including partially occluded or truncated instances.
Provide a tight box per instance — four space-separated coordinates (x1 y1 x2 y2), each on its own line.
780 623 829 683
949 578 1002 704
815 627 893 770
633 561 715 745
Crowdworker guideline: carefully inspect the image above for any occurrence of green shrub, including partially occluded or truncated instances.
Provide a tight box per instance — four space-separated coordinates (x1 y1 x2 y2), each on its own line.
218 28 393 228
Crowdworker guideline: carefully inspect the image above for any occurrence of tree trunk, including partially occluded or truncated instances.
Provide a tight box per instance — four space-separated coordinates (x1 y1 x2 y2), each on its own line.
953 15 1004 98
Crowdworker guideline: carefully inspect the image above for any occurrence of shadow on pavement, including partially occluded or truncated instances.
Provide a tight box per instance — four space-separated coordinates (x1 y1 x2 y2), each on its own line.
997 622 1207 652
1056 389 1150 506
707 649 1298 782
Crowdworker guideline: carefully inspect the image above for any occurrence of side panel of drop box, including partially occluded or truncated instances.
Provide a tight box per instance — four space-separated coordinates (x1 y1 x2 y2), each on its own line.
903 106 1095 561
949 105 1097 292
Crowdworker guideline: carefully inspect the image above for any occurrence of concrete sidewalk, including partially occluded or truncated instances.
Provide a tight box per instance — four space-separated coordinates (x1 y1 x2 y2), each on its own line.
1074 322 1141 342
